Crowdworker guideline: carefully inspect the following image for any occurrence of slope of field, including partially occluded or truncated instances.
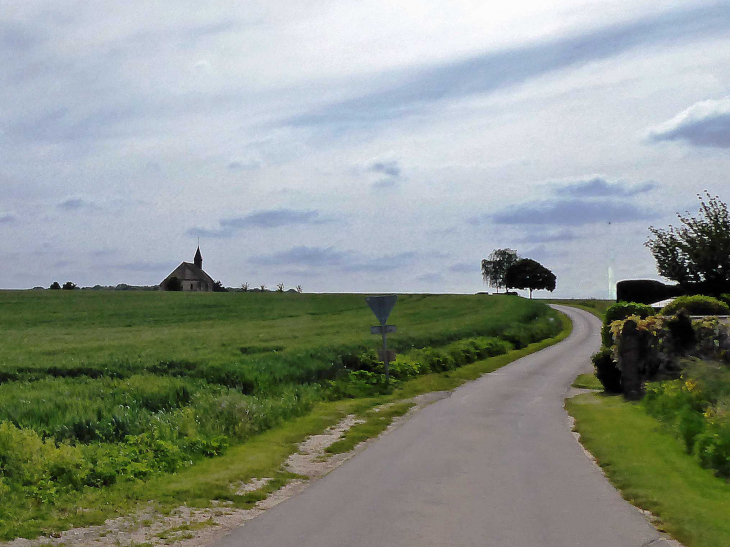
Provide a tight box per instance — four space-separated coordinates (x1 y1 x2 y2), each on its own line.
0 291 561 540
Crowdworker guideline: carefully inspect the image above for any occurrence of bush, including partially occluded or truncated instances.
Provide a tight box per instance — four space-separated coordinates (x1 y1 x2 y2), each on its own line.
661 295 730 316
719 294 730 307
602 302 655 346
616 279 684 305
592 347 622 393
62 282 77 290
643 360 730 477
49 282 61 290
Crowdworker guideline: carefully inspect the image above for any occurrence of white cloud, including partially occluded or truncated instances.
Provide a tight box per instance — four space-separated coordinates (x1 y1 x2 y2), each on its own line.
0 2 729 296
648 97 730 148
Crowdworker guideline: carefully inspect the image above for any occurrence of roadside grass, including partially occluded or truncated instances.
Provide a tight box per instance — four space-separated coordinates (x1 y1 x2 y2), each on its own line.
2 310 572 541
567 392 730 547
572 373 602 390
326 401 415 455
543 299 612 320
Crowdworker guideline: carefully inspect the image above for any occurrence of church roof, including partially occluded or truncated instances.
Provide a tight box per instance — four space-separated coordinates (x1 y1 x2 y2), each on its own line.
194 246 202 264
162 262 214 285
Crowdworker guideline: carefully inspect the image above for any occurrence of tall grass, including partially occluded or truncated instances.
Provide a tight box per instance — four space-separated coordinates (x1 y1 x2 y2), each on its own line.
0 292 562 539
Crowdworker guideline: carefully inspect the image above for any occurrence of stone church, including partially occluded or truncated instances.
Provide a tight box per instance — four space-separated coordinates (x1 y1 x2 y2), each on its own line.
160 246 215 291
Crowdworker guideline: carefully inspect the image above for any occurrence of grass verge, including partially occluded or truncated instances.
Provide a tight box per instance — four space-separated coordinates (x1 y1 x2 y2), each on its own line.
572 373 602 390
326 401 416 455
7 311 572 541
567 392 730 547
544 299 612 320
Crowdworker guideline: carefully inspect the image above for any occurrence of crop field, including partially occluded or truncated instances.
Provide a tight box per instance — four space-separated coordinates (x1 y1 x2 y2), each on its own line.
0 291 562 539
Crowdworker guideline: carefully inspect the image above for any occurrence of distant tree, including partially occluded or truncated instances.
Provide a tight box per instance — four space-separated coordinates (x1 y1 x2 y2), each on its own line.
260 284 266 292
646 192 730 295
276 283 284 292
241 282 249 292
481 248 518 293
49 281 61 290
212 280 227 292
296 284 303 293
166 276 183 291
505 258 556 299
62 281 77 290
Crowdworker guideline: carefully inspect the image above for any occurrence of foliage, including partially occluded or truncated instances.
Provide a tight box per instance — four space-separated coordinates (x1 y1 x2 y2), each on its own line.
212 281 227 292
643 359 730 478
165 276 182 291
602 301 655 346
276 283 284 292
592 347 622 393
504 258 556 298
62 281 77 290
646 192 730 294
241 282 249 292
660 295 730 316
49 282 61 290
481 248 518 293
567 391 730 547
615 279 684 305
296 285 303 293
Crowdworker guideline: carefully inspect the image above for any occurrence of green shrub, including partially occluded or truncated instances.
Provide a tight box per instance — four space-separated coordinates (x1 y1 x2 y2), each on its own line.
602 302 655 346
696 418 730 478
661 295 730 316
592 347 622 393
643 361 730 477
719 294 730 307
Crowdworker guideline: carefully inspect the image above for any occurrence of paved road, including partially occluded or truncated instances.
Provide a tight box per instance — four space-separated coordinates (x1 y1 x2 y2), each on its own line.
215 306 674 547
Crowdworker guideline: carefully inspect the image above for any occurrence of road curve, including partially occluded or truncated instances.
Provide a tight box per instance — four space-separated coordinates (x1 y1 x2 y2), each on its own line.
215 305 673 547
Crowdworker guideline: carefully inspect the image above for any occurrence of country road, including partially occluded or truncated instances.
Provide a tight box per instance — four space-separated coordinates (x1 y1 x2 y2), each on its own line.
214 305 676 547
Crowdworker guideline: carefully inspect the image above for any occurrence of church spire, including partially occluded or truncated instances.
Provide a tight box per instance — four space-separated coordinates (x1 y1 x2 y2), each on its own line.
194 243 202 269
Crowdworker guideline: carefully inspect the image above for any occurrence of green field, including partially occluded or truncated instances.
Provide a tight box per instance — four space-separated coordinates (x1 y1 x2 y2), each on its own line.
0 291 563 539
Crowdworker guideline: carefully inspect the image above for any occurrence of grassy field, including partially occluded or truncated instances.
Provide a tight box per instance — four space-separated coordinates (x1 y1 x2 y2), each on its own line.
567 392 730 547
0 290 564 540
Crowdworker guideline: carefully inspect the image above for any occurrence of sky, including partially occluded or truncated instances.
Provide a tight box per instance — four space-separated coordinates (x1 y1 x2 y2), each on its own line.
1 0 729 297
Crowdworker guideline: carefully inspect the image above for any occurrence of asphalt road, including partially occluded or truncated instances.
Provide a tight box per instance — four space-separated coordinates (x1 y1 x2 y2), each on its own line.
215 305 675 547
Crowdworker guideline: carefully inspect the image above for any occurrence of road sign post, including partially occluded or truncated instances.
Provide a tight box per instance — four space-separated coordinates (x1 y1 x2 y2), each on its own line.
365 295 397 383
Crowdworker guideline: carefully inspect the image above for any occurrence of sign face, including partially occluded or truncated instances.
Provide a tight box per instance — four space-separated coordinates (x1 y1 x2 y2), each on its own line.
365 295 397 325
371 325 397 335
378 349 397 362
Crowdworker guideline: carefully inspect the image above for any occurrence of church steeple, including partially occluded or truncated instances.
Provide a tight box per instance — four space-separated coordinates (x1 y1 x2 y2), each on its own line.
194 244 203 269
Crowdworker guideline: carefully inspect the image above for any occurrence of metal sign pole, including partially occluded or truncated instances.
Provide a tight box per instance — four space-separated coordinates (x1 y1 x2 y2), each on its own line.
381 324 389 383
365 295 398 386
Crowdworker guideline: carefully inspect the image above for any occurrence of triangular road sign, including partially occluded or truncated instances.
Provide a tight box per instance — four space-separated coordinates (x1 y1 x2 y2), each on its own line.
365 295 397 325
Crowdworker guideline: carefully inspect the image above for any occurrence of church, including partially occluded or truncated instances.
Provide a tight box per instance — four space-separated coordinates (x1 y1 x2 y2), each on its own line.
160 246 215 292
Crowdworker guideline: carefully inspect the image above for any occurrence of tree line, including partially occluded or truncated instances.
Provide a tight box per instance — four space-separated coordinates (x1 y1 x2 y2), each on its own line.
481 249 556 299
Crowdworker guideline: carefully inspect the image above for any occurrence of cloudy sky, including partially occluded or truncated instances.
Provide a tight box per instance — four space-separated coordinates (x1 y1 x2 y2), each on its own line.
2 1 729 296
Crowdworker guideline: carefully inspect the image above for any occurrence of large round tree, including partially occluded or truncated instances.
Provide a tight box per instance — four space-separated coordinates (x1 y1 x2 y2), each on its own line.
505 258 556 299
645 192 730 295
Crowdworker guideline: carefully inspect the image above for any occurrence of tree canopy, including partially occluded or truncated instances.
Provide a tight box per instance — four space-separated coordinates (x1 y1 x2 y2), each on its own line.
505 258 556 299
646 192 730 294
481 248 518 293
